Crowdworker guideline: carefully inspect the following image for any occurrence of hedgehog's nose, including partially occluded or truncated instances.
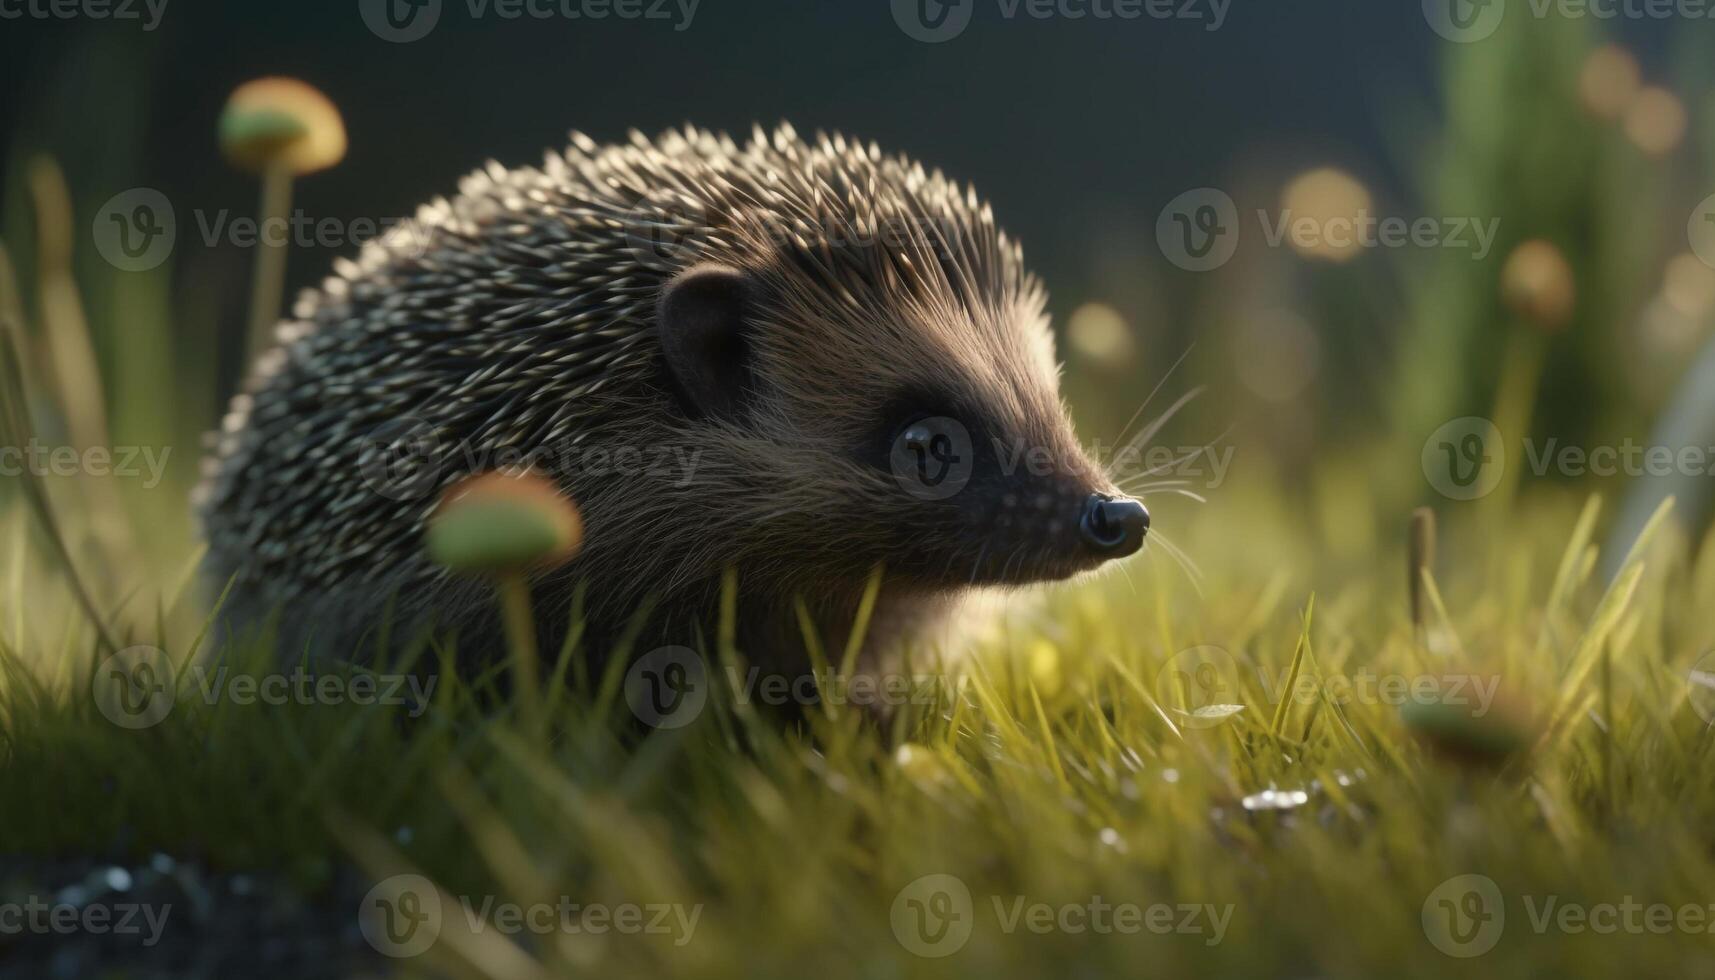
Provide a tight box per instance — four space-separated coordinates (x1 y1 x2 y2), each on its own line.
1080 494 1148 557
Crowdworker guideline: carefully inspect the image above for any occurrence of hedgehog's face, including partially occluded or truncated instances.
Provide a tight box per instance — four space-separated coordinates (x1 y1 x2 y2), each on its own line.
656 262 1147 593
861 388 1150 587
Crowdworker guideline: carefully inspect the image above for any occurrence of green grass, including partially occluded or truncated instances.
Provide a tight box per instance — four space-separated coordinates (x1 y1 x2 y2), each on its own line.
4 473 1715 978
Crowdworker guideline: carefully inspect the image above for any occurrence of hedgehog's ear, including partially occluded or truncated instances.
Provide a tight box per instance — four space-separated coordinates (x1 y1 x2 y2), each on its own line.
657 263 756 422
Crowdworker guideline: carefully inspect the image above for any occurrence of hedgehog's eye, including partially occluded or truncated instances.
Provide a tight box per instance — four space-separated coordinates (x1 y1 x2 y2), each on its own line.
900 423 935 455
867 387 985 479
892 416 973 471
883 413 978 499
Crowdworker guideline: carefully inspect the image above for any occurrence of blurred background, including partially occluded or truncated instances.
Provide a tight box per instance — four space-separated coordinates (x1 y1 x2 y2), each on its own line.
2 1 1714 581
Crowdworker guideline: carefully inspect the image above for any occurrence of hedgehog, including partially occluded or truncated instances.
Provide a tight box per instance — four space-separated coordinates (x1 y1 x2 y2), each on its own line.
196 123 1149 682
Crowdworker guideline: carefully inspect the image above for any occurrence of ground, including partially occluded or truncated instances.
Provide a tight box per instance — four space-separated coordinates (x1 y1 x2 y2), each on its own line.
3 472 1713 979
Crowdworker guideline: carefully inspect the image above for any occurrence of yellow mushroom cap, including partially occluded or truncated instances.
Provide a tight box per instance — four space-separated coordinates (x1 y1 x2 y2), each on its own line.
1501 239 1576 331
220 77 347 176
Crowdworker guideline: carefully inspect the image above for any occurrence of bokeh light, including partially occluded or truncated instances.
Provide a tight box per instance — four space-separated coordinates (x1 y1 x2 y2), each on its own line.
1066 302 1135 366
1622 86 1686 157
1280 168 1373 263
1578 45 1641 121
1663 252 1715 319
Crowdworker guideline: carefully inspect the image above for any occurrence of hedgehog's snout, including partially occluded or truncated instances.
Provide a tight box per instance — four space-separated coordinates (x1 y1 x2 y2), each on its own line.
971 481 1148 584
1079 494 1149 558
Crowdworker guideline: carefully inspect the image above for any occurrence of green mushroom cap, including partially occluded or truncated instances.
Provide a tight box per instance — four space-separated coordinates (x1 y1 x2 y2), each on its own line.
426 472 584 574
1401 698 1531 767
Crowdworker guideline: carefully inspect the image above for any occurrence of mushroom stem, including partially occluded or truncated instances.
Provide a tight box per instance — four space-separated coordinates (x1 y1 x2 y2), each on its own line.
497 570 543 734
1485 327 1543 516
244 162 294 364
1409 507 1436 635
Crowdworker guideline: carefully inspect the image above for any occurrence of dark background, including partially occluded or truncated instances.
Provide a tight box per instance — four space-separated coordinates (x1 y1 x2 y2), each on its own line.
0 1 1684 394
1 2 1444 305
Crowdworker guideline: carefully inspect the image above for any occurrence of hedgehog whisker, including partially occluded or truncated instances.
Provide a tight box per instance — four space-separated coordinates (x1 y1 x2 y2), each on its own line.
1145 529 1204 597
1115 452 1201 484
1151 548 1205 601
1110 344 1195 452
1118 556 1138 596
1115 481 1209 505
1113 478 1209 503
1113 424 1234 486
1115 478 1194 492
1106 387 1204 478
